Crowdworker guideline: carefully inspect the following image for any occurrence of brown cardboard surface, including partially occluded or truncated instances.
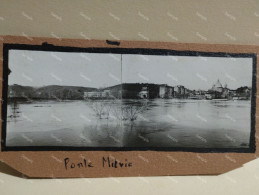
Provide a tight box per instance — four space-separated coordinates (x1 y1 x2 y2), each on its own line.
0 35 258 178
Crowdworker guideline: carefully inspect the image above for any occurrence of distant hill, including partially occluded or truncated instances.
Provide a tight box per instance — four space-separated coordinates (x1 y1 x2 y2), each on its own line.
8 84 97 100
8 84 35 97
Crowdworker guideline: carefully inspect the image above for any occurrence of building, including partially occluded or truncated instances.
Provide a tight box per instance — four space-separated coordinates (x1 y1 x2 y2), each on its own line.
159 85 166 98
174 85 186 98
211 79 224 93
159 85 174 98
235 86 251 100
84 91 101 98
169 87 174 98
102 90 112 98
84 90 112 99
209 80 230 99
138 87 149 99
111 83 160 99
205 93 212 100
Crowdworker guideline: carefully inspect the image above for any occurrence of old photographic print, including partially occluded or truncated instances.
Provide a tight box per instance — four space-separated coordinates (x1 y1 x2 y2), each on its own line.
2 45 256 152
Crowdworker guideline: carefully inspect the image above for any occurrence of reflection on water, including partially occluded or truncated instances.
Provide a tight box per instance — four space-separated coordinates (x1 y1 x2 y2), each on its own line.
8 101 20 123
6 99 251 148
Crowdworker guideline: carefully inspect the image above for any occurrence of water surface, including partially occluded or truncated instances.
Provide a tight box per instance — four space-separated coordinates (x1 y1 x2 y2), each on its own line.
6 99 251 148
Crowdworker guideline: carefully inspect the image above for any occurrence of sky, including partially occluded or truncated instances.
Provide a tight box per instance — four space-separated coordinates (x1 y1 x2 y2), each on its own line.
122 54 253 90
9 50 253 90
9 50 122 88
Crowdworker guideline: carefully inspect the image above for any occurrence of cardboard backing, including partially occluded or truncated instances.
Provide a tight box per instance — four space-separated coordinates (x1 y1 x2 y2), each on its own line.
0 36 258 178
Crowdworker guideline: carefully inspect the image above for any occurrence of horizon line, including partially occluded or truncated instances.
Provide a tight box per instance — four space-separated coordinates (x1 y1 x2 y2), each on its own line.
8 82 252 91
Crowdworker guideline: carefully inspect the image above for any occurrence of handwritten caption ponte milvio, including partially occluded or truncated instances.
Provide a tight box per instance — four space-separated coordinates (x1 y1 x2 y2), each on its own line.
64 157 133 170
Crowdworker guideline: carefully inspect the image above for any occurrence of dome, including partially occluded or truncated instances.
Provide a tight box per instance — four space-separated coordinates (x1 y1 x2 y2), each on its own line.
214 79 223 88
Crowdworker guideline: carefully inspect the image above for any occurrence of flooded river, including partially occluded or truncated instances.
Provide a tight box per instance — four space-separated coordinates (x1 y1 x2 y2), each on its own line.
6 99 251 148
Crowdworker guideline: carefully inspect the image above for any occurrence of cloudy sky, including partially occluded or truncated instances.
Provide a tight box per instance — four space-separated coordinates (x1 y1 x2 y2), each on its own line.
9 50 253 90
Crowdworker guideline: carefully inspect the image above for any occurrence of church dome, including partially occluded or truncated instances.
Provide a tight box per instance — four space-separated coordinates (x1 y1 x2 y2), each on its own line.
214 79 223 88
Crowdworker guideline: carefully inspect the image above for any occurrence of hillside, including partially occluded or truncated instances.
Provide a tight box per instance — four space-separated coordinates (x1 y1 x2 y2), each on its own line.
8 84 97 100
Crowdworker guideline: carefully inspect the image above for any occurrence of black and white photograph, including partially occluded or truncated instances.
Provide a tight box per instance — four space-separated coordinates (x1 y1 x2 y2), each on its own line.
3 47 256 151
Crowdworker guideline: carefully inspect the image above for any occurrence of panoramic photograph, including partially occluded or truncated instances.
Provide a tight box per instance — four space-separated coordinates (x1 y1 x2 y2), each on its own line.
5 49 254 149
